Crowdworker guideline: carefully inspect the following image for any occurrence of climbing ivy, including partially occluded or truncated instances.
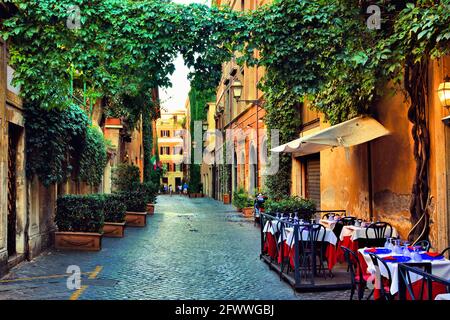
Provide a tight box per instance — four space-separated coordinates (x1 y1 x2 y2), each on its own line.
78 125 108 186
0 0 247 110
24 102 89 187
188 87 215 193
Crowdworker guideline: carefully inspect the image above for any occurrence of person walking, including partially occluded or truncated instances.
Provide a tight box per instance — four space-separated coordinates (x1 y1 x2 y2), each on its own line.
169 184 173 196
178 185 182 194
183 182 188 195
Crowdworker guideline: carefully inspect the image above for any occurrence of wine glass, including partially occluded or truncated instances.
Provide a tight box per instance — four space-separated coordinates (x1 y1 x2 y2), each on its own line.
394 239 403 254
412 246 423 262
402 241 411 257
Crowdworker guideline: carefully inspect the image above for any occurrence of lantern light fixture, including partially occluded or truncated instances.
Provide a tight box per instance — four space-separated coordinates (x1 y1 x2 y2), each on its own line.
438 76 450 108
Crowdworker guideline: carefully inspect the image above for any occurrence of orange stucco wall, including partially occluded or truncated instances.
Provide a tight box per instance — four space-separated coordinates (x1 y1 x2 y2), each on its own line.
317 58 450 250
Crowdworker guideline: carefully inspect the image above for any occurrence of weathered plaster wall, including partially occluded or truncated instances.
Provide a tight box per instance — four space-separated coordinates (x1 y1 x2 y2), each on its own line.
320 87 415 239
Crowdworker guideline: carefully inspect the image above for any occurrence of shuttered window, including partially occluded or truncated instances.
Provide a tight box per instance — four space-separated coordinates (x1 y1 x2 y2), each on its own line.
306 156 321 209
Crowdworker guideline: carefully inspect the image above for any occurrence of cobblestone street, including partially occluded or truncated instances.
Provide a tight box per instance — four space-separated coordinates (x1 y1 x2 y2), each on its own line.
0 195 349 300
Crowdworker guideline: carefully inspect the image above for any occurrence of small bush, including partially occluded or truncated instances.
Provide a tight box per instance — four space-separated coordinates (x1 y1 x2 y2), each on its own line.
265 196 316 220
103 194 126 223
232 187 254 210
137 181 159 204
55 194 105 233
112 164 141 192
115 191 147 212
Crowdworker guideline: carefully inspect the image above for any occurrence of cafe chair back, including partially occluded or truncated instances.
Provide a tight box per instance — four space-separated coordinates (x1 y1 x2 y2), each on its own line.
414 240 431 252
340 216 356 226
341 246 372 300
398 263 450 300
299 224 327 278
440 246 450 259
365 222 393 247
368 253 394 300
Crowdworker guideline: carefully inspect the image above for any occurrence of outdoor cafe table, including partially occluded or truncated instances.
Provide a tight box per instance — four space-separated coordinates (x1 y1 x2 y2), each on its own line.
277 225 338 271
336 225 398 262
358 248 450 297
263 220 282 260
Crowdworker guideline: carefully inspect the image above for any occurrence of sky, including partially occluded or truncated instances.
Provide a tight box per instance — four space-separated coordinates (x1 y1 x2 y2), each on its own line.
159 0 211 114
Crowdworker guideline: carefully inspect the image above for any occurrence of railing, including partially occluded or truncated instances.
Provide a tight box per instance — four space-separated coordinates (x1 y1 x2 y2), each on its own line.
260 212 337 288
398 263 450 300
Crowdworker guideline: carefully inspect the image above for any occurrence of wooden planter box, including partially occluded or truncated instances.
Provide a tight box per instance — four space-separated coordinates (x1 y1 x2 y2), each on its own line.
242 207 254 217
125 211 147 227
55 232 102 251
146 203 155 215
103 222 125 238
223 194 230 204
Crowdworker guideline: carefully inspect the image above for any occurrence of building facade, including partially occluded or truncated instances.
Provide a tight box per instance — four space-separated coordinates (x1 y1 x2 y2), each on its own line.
286 58 450 251
156 110 186 190
213 0 269 202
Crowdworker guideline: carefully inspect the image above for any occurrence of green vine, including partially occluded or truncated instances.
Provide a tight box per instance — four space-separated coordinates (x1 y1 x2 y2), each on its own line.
24 102 88 187
78 125 108 186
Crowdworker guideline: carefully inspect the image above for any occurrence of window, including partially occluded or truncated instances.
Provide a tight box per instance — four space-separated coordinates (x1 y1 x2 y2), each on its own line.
174 146 183 155
160 146 171 155
175 164 181 172
161 130 170 137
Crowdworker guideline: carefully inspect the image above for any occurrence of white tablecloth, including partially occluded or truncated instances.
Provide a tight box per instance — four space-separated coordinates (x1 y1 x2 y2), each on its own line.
280 226 337 248
319 219 338 230
358 248 450 295
435 293 450 300
263 220 283 235
340 225 398 241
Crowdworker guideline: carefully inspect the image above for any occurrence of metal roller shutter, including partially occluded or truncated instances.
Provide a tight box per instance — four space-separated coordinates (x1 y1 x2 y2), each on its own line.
306 157 321 209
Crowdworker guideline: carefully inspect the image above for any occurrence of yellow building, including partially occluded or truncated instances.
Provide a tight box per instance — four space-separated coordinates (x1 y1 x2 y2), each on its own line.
213 0 269 201
156 110 187 190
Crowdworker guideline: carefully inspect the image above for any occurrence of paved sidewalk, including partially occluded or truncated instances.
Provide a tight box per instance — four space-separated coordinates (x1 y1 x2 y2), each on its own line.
0 195 350 300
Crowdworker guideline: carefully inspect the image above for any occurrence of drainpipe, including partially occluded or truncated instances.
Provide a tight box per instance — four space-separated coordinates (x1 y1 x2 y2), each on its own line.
368 142 374 221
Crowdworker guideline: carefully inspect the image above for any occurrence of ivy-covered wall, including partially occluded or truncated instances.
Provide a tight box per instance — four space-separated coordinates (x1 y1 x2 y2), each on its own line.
188 87 216 193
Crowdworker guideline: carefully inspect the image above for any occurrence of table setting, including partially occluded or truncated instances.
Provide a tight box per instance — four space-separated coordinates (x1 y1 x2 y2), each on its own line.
358 239 450 297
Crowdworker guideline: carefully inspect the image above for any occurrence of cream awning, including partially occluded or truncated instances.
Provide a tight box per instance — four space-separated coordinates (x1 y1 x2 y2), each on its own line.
271 116 390 155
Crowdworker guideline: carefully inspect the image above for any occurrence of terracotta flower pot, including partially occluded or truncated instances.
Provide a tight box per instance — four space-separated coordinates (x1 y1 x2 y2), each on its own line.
54 232 102 251
242 207 254 217
146 203 155 215
125 211 147 227
223 194 230 204
103 222 126 238
105 117 121 126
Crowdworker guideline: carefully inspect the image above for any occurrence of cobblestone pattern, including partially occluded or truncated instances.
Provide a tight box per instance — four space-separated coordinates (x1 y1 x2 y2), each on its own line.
0 195 350 300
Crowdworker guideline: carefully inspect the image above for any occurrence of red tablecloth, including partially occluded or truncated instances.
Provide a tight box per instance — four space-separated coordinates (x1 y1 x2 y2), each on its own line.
263 232 277 259
357 251 448 300
279 242 337 271
337 236 359 263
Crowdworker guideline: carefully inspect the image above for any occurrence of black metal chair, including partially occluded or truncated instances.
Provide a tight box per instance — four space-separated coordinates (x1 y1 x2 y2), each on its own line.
340 216 356 226
414 240 431 252
398 263 450 300
367 253 394 300
440 246 450 259
341 246 373 300
364 222 393 247
299 223 327 278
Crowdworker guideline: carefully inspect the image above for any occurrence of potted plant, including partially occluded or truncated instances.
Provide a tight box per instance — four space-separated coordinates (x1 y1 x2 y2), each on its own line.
117 191 148 227
54 194 104 251
223 193 231 204
232 188 254 217
140 181 158 215
265 196 316 220
103 194 126 238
